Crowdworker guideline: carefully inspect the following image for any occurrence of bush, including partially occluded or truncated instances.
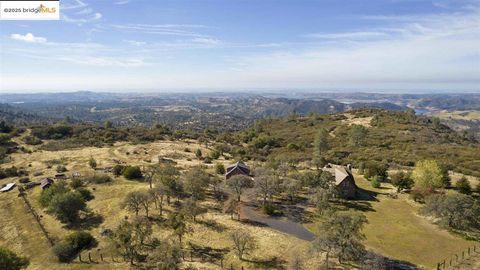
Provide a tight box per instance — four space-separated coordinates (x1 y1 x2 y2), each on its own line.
262 203 282 216
85 174 112 184
23 135 42 145
371 176 381 188
203 157 212 164
70 178 84 189
53 232 97 262
215 163 225 175
76 188 94 201
56 165 67 173
0 247 30 269
456 177 472 195
19 177 30 184
122 166 142 180
112 165 125 176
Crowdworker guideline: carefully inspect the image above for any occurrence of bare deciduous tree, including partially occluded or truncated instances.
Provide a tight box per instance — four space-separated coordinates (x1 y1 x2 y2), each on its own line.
231 230 257 260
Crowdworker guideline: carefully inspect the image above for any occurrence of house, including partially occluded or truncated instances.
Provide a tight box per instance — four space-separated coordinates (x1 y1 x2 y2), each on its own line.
324 164 357 199
0 183 16 192
40 178 54 190
225 161 250 179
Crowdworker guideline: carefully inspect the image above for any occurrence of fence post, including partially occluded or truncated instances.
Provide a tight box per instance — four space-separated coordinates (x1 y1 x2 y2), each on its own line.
88 252 93 263
79 252 82 262
100 253 104 262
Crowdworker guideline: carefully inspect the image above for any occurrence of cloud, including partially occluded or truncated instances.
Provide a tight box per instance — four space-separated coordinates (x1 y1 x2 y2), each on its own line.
124 40 147 46
109 24 209 38
305 31 387 39
63 12 102 24
192 38 221 45
115 0 132 5
10 33 47 43
61 0 87 10
76 8 92 15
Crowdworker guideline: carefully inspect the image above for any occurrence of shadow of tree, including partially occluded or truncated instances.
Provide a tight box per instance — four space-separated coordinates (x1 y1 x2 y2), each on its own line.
197 219 227 232
188 242 230 262
243 256 286 269
66 213 104 230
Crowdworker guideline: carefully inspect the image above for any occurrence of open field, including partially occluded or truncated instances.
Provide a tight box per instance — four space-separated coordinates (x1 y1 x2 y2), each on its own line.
347 175 473 269
0 139 318 270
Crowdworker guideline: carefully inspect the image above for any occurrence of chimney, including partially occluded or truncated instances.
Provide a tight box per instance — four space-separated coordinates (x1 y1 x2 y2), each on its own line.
347 164 352 172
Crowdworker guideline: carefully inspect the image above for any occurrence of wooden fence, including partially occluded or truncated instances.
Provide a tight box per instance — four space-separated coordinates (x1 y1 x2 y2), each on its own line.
19 192 55 246
77 249 251 269
437 245 480 270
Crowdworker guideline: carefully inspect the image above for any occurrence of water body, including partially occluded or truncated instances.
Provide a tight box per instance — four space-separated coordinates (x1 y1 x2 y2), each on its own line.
241 204 315 241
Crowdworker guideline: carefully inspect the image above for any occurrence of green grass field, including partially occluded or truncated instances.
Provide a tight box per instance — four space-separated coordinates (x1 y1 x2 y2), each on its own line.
347 175 473 269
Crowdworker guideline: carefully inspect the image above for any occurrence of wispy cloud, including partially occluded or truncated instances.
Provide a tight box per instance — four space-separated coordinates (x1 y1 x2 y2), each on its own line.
192 38 221 45
115 0 132 5
305 31 387 40
108 24 209 38
63 13 102 25
10 33 47 43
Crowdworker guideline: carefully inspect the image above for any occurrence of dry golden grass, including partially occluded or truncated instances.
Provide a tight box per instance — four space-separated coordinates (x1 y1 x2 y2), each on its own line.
0 139 317 270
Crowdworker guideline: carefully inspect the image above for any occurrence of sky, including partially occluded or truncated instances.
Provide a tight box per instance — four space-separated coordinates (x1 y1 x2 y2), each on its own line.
0 0 479 93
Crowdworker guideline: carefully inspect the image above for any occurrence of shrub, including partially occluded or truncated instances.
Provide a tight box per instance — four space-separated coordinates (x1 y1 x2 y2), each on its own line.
56 165 67 173
112 165 125 176
215 163 225 175
203 157 212 164
70 178 84 189
85 174 112 184
0 247 30 269
122 166 142 180
195 149 202 159
19 177 30 184
371 176 381 188
76 188 94 201
53 232 97 262
23 135 42 145
456 177 472 195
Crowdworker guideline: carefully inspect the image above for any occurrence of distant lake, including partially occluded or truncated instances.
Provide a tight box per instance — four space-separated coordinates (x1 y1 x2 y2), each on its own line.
415 108 429 115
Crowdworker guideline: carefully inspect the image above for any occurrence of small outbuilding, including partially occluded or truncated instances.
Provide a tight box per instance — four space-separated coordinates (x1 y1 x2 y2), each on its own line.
225 161 250 179
40 178 54 190
0 183 16 192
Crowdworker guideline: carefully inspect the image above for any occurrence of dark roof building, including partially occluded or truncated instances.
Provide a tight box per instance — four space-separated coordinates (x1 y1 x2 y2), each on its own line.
225 161 250 179
40 178 54 190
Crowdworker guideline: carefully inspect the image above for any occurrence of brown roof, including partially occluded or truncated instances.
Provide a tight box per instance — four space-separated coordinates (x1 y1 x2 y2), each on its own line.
323 164 356 186
40 178 54 189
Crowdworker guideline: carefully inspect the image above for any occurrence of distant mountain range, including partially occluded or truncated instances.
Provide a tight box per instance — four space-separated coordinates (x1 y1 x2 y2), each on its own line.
0 91 478 134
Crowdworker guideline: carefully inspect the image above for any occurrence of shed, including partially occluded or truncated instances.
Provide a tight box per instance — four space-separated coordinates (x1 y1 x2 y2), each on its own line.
40 178 54 189
225 161 250 179
0 183 16 192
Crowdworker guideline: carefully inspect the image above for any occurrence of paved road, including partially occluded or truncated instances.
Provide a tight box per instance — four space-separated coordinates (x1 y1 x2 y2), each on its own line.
240 203 315 241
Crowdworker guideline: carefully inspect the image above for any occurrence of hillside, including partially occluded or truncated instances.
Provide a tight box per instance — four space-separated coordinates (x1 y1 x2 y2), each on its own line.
238 109 480 177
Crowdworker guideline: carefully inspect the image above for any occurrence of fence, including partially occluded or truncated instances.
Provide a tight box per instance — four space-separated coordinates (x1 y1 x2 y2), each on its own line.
437 245 480 270
18 192 55 246
77 249 250 269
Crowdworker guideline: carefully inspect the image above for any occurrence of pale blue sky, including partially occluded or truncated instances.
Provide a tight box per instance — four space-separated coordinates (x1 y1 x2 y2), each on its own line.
0 0 479 92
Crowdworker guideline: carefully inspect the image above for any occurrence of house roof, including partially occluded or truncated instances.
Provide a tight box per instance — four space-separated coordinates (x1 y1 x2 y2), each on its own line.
323 164 355 186
226 161 250 176
40 178 54 188
0 183 16 192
